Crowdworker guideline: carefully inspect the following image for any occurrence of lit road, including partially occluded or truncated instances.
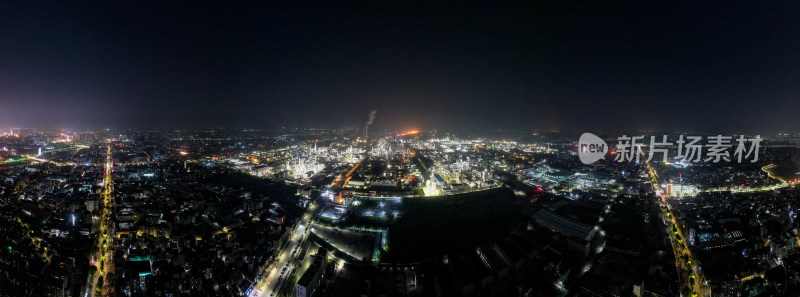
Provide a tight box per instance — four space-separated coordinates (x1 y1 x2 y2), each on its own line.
761 164 800 187
331 158 364 189
642 156 709 297
250 203 318 297
695 164 789 194
84 145 116 297
0 157 29 164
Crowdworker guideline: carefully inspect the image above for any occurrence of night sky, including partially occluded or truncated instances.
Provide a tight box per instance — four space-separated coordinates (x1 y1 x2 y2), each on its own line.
2 1 800 133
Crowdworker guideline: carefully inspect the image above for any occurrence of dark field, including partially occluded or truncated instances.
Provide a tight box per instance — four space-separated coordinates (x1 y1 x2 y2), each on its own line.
381 188 526 263
770 163 800 184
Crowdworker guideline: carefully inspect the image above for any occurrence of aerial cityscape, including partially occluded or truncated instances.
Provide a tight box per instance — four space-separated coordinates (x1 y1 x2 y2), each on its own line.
3 2 800 297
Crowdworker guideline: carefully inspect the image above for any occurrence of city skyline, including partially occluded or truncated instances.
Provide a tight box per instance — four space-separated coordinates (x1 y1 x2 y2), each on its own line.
5 2 800 297
3 127 800 296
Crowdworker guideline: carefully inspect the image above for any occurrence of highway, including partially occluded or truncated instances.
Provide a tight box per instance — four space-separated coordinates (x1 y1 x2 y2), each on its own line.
250 202 319 297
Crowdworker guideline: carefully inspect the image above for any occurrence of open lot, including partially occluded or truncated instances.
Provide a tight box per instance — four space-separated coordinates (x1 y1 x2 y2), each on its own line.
376 188 526 263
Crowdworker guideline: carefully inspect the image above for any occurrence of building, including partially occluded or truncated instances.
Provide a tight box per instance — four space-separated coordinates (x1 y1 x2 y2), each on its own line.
296 249 328 297
665 183 697 197
0 262 68 297
532 208 596 256
121 259 153 296
346 177 366 188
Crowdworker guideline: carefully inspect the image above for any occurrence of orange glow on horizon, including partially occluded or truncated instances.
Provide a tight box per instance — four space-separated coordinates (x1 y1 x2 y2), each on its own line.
398 130 420 136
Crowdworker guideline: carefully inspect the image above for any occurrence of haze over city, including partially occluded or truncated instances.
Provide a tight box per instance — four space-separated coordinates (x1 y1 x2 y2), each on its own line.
3 2 800 132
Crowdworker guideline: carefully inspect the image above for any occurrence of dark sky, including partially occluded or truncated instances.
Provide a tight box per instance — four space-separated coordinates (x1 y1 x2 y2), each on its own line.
2 1 800 133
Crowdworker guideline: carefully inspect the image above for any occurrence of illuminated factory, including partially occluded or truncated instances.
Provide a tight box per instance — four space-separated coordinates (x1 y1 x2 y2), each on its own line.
285 144 326 180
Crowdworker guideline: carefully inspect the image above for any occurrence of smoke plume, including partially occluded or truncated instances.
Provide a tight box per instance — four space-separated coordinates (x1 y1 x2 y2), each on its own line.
366 110 377 125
